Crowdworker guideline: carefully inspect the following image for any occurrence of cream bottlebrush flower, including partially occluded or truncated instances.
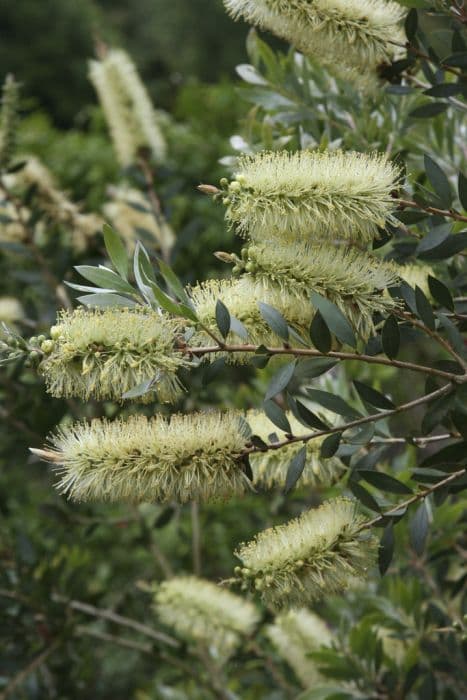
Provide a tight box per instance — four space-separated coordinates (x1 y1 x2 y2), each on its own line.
89 50 167 167
267 608 332 687
223 0 406 83
246 410 343 489
39 307 188 403
398 262 435 298
154 576 259 660
0 75 19 170
222 150 400 244
242 241 400 338
0 199 26 242
234 498 377 608
0 297 24 328
38 411 252 503
103 185 175 253
3 157 102 251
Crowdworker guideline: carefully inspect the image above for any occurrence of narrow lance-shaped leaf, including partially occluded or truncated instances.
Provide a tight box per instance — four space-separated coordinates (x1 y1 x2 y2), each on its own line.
311 292 356 347
354 380 395 410
294 400 329 431
264 361 296 401
307 389 361 419
424 154 452 208
428 276 454 311
74 265 136 296
284 446 307 494
215 299 231 339
103 223 128 280
258 302 289 341
309 310 332 353
382 315 400 359
263 400 291 434
415 285 436 330
320 432 341 459
379 524 394 576
358 469 413 494
409 501 429 555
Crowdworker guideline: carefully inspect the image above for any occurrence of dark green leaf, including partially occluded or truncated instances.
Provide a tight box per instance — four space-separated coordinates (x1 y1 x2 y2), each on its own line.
410 501 429 555
103 223 128 280
379 524 395 575
264 361 296 401
263 400 291 433
75 265 136 296
421 441 467 469
294 400 329 431
418 232 467 261
416 224 451 254
215 299 231 339
423 83 462 98
421 393 454 435
230 315 249 340
428 276 454 310
405 8 417 41
354 380 395 410
409 103 448 119
307 389 361 418
154 506 176 529
258 302 289 341
382 315 400 359
415 285 436 330
158 259 190 304
294 358 337 381
310 311 332 353
424 154 452 208
311 292 356 347
442 52 467 68
348 480 381 513
359 469 413 494
458 172 467 211
284 446 307 494
320 432 341 458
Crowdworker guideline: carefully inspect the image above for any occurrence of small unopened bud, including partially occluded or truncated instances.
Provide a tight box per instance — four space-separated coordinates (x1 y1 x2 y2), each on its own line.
41 340 54 354
229 180 241 192
214 251 236 264
197 184 220 196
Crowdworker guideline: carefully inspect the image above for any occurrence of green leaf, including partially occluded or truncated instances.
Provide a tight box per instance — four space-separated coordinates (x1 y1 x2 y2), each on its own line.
359 469 413 494
416 223 451 255
437 314 466 357
307 389 361 418
310 292 356 347
382 315 400 359
265 361 296 401
409 501 429 555
284 446 307 494
354 381 395 410
379 524 395 575
103 223 128 280
77 293 138 308
428 276 454 311
74 265 136 296
263 400 291 433
294 358 337 382
424 154 452 208
122 378 154 400
421 441 467 469
405 8 417 41
309 311 332 353
418 231 467 261
458 172 467 211
409 103 448 119
157 259 190 305
423 83 462 98
215 299 231 339
348 480 381 513
230 315 249 340
294 400 329 431
320 432 341 458
442 52 467 68
258 302 289 341
415 286 436 330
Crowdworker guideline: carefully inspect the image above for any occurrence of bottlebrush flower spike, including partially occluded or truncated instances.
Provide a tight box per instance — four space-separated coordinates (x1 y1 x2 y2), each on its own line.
189 276 314 359
223 0 406 86
39 308 188 403
89 49 167 166
267 608 332 687
234 498 377 608
221 150 400 244
241 240 400 339
398 262 435 298
33 411 252 503
154 576 259 661
246 410 343 489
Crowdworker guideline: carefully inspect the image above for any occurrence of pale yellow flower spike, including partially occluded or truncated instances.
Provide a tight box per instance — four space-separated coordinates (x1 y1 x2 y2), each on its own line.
223 0 406 88
247 410 344 489
267 608 332 687
39 307 188 404
223 150 401 244
154 576 259 661
234 498 378 608
398 262 435 298
38 411 252 504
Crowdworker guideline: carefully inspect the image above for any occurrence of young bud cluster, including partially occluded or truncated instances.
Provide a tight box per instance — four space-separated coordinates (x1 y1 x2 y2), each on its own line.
221 150 400 244
89 49 167 167
234 498 377 608
40 307 188 403
246 410 343 490
223 0 406 89
267 608 332 687
154 576 259 660
36 411 252 503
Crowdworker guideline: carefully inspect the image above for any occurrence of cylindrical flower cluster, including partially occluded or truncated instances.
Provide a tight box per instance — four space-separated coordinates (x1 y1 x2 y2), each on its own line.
154 576 259 661
36 411 252 503
222 150 400 244
223 0 406 89
40 307 188 404
267 608 332 687
246 410 343 490
89 49 167 166
234 498 377 608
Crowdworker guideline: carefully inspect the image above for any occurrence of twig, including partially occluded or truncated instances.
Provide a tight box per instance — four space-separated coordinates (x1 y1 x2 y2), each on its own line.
370 433 456 445
396 310 467 372
75 625 153 654
387 39 463 77
51 594 179 648
0 641 60 700
185 342 466 384
191 501 202 576
360 468 466 531
397 197 467 224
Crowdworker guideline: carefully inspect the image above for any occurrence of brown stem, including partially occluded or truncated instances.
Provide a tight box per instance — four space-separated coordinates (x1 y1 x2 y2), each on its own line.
387 39 463 77
397 197 467 224
396 310 467 372
0 641 60 700
75 625 153 654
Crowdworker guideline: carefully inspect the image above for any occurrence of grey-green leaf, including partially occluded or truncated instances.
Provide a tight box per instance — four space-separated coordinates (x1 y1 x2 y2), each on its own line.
103 223 129 280
310 292 356 347
265 361 296 401
258 302 289 341
284 446 307 494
